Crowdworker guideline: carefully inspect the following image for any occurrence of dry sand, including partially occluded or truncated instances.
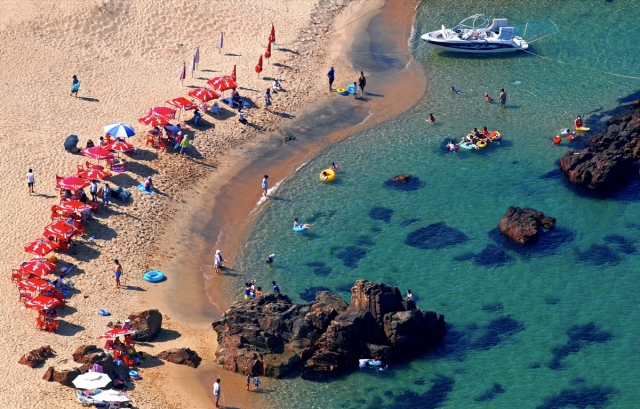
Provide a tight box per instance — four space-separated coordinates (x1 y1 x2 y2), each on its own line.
0 0 424 407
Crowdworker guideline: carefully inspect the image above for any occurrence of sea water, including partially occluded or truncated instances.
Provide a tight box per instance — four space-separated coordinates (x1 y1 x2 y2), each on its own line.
234 0 640 407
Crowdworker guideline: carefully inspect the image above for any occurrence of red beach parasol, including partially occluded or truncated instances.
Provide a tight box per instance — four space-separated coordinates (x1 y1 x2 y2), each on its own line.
43 220 78 240
82 147 114 161
24 295 60 311
166 97 197 111
57 200 92 213
105 140 134 152
188 87 220 102
139 113 172 127
149 107 176 118
269 25 276 43
265 41 271 61
207 76 237 92
57 176 90 191
24 238 59 257
231 65 237 82
255 55 263 76
18 277 55 292
98 328 136 339
77 168 112 180
20 258 57 277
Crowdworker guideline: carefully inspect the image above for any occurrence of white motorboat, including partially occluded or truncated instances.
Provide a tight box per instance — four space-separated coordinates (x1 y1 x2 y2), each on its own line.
421 14 528 54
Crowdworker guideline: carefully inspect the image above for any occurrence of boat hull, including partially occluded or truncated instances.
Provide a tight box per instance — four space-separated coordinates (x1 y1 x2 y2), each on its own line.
422 38 527 53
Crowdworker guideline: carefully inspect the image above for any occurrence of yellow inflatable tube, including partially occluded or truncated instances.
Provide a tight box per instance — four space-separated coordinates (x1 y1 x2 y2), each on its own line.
320 169 336 181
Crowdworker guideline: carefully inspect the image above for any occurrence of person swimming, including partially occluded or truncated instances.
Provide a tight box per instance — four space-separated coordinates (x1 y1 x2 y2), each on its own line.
451 86 463 94
428 113 436 123
294 218 314 229
553 135 562 145
575 115 584 129
485 93 493 102
329 162 339 171
266 253 276 263
321 171 329 180
446 141 458 153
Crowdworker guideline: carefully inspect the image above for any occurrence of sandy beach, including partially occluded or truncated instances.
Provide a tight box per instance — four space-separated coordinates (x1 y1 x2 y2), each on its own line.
0 0 423 407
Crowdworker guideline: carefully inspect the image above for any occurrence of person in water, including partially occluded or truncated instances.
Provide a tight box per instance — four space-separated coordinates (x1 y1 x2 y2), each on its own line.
574 115 584 129
553 135 561 145
567 131 577 141
294 218 313 229
321 171 329 180
446 141 458 153
481 127 489 138
485 93 493 102
406 289 413 301
499 89 507 106
329 162 339 171
451 85 462 94
428 113 436 123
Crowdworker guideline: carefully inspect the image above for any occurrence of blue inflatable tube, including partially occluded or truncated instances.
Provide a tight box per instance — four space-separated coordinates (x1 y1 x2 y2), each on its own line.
292 227 308 232
347 84 357 94
144 270 165 282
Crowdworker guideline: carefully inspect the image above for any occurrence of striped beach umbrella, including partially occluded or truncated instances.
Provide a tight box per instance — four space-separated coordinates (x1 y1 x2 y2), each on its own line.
179 62 186 85
217 32 224 52
104 122 135 138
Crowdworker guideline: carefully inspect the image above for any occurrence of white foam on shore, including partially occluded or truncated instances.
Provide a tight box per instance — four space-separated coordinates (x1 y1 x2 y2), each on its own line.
296 160 309 171
252 179 284 212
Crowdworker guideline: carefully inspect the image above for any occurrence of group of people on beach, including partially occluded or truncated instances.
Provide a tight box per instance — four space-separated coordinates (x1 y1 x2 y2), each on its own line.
327 66 367 97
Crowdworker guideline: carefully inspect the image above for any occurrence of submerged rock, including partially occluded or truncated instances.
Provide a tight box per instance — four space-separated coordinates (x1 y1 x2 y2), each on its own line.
211 282 446 380
498 206 556 244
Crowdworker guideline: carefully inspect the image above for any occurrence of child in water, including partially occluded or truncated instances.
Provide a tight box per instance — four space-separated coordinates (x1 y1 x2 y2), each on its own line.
485 93 493 102
428 113 436 123
553 136 562 145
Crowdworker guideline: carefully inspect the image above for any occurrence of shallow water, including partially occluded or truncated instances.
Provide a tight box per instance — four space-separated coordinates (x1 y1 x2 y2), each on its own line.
234 0 640 407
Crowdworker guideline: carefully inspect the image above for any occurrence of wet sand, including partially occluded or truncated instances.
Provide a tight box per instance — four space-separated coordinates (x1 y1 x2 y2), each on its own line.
142 0 425 406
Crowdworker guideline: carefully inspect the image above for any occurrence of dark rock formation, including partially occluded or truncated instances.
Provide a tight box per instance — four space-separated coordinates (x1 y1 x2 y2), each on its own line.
212 281 446 380
499 206 556 244
392 174 411 183
384 174 423 191
128 309 162 341
559 104 640 192
43 345 130 387
157 348 202 368
18 345 55 368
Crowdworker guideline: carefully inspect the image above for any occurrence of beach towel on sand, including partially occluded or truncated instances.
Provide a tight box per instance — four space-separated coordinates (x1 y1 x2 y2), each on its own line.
136 184 154 194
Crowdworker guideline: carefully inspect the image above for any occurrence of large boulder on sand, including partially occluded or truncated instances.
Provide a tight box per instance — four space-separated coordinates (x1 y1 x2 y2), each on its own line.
157 348 202 368
42 366 81 386
498 206 556 244
18 345 55 368
128 309 162 341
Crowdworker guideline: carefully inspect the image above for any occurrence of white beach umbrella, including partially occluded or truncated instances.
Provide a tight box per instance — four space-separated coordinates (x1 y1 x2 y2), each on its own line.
194 46 200 65
91 389 130 403
72 372 112 389
189 53 196 78
217 31 224 52
179 61 186 85
103 122 136 138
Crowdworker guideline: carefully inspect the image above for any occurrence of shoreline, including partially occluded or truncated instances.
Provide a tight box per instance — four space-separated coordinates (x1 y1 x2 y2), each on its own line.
142 0 426 406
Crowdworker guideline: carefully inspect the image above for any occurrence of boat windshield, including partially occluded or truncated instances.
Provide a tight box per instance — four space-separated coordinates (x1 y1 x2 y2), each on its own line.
450 14 490 32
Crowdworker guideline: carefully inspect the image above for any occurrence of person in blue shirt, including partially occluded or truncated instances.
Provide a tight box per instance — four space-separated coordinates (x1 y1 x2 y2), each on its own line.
262 175 268 197
327 66 335 91
272 281 280 293
70 75 80 97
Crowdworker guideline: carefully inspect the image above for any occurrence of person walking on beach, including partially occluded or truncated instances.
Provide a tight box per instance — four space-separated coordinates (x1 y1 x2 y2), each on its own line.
358 71 366 96
179 136 190 157
263 88 272 110
102 183 111 207
253 375 260 389
27 169 35 195
262 175 269 197
327 66 335 91
114 259 123 289
272 281 280 294
214 250 224 275
246 374 251 391
213 378 221 408
90 179 98 202
499 89 507 106
70 75 80 97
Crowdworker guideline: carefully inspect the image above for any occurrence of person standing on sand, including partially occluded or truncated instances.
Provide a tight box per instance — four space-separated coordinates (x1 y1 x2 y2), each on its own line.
114 259 123 289
90 179 98 202
263 88 272 110
27 169 35 195
213 378 221 408
358 71 366 96
499 89 507 106
327 66 335 91
254 375 260 389
214 250 224 275
70 75 80 97
262 175 269 197
246 373 251 391
102 183 111 207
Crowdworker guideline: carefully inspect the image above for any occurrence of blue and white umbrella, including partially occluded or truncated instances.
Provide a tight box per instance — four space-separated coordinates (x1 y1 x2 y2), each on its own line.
104 122 136 138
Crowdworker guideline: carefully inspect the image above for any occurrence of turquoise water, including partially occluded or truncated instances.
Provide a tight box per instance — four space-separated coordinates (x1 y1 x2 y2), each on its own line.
234 0 640 407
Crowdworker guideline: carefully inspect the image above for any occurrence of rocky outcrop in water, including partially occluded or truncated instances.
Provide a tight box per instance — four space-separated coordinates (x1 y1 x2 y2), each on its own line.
211 280 446 380
499 207 556 244
559 103 640 192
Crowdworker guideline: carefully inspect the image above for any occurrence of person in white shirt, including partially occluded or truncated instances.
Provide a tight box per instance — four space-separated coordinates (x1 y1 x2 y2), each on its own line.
213 379 221 408
27 169 35 195
214 250 223 275
406 289 413 302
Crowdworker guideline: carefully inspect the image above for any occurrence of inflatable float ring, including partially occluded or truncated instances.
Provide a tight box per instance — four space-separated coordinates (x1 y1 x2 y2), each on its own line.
347 84 357 94
292 227 308 232
143 270 165 283
98 309 111 316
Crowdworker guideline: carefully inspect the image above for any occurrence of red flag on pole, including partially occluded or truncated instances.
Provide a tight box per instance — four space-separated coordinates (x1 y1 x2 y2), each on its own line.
269 25 276 43
231 65 237 82
179 62 186 85
255 55 263 77
264 41 271 62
